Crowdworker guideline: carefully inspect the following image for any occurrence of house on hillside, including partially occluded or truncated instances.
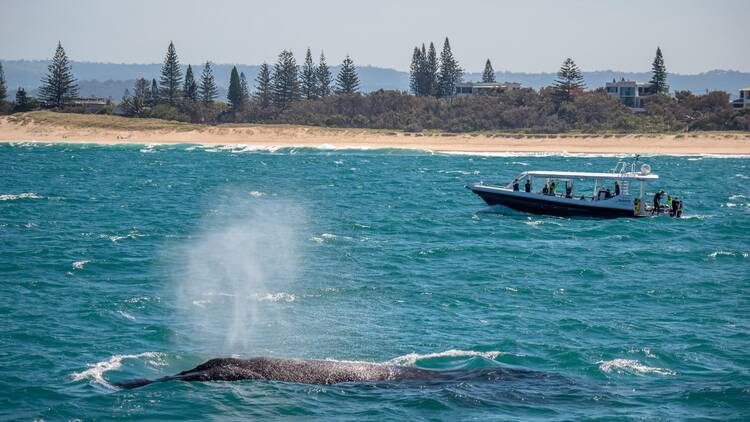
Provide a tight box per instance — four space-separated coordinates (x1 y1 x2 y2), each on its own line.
42 97 111 113
455 82 522 96
605 79 655 110
732 87 750 109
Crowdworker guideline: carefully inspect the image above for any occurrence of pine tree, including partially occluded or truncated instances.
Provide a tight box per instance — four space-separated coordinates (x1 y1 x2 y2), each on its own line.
425 42 439 96
552 58 585 104
0 62 7 105
336 55 360 94
650 47 668 94
183 65 198 102
437 38 462 98
254 62 273 108
198 61 218 104
409 47 424 96
316 52 333 98
159 41 182 105
482 59 496 83
39 42 79 108
272 50 300 110
148 78 159 106
240 71 250 103
301 48 318 100
15 88 31 112
227 66 243 113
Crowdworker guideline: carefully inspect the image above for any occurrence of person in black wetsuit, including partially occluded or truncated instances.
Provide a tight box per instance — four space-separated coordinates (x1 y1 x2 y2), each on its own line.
614 181 621 196
512 179 520 191
565 182 573 198
652 190 664 215
525 178 531 193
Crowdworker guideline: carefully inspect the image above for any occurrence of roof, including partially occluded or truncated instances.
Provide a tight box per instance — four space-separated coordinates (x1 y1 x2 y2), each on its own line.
522 170 659 181
456 82 521 88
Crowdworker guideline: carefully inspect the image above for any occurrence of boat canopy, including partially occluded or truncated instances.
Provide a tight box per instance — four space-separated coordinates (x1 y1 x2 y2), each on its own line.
521 170 658 181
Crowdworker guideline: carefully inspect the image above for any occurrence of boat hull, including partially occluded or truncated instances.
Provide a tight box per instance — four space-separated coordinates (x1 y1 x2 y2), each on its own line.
469 185 638 219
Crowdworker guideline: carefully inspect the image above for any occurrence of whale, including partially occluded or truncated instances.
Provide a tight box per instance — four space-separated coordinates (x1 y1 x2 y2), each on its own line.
114 356 543 389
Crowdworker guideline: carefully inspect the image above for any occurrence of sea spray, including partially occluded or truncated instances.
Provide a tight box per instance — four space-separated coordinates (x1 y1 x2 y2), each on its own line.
174 197 303 354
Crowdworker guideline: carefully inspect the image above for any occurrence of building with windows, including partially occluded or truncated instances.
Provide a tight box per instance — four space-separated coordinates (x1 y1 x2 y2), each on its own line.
732 87 750 109
455 82 522 96
605 79 654 110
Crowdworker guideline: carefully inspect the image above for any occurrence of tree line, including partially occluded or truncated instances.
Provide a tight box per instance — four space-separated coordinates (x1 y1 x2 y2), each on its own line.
0 41 747 132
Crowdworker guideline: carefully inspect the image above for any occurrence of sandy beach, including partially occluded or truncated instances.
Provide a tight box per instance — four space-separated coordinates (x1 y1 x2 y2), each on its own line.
2 111 749 155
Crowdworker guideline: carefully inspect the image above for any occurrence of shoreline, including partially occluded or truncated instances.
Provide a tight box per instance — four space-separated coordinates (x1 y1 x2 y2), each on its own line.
2 112 750 156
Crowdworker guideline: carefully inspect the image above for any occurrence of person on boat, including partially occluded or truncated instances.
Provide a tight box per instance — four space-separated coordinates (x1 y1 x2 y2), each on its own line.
666 195 673 209
565 182 573 198
512 179 520 191
550 181 557 196
605 188 612 199
542 183 549 195
614 181 621 196
652 190 665 215
525 178 532 193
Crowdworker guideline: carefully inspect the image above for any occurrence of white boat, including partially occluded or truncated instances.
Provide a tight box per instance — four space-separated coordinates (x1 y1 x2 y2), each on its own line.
467 157 683 218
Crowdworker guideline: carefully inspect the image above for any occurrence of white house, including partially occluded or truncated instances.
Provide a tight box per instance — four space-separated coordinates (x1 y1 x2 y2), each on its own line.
605 79 654 110
732 87 750 109
455 82 522 96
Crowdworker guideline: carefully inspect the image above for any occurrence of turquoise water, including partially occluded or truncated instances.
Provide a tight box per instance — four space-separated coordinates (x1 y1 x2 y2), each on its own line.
1 143 749 421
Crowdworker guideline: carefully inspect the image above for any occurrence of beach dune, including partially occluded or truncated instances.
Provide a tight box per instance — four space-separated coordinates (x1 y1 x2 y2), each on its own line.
2 111 749 155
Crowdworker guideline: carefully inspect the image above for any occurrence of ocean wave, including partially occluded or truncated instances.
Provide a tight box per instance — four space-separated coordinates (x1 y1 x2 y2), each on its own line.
708 250 748 258
248 191 265 198
388 350 504 366
72 260 89 269
597 359 675 376
71 352 165 388
310 233 352 244
100 230 143 243
0 192 43 201
259 292 296 302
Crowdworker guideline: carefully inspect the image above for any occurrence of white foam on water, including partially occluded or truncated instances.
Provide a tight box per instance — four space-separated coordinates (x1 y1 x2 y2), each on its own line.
71 352 164 388
708 250 746 258
117 310 136 321
248 191 265 198
72 260 89 269
258 292 296 302
387 350 504 366
597 359 675 376
0 192 43 201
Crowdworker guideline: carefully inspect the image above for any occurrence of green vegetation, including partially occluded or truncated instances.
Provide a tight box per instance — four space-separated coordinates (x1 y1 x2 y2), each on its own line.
651 47 669 94
0 62 7 109
198 62 218 104
553 58 585 104
2 40 748 133
482 59 496 83
335 55 359 94
38 42 78 108
159 41 182 105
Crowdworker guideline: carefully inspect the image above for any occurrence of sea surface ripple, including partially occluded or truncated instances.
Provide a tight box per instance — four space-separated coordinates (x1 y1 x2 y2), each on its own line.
1 143 749 420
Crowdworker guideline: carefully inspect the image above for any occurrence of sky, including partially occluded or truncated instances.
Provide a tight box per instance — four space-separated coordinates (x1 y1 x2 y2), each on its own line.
1 0 748 73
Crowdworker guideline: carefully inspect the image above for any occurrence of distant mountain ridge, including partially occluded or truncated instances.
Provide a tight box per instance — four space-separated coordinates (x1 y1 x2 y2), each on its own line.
2 60 748 100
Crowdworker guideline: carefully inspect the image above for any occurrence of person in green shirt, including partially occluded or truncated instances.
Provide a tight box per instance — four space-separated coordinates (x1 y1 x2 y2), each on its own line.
666 195 673 208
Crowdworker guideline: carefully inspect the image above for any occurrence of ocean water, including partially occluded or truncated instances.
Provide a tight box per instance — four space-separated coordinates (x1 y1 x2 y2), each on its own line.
1 142 749 421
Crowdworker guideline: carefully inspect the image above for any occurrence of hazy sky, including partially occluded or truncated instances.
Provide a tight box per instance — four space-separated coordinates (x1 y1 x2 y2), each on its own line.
1 0 748 73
